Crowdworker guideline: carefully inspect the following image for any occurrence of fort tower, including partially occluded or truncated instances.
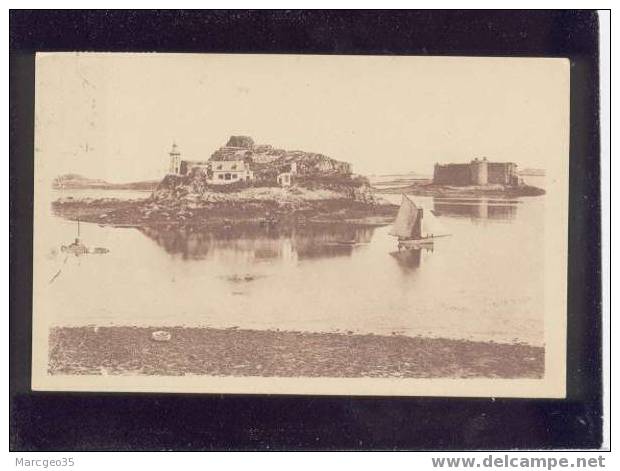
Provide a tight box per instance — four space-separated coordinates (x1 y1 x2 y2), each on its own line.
469 157 489 185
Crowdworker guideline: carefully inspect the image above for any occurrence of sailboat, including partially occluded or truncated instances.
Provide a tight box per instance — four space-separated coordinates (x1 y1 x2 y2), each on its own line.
60 219 109 256
389 194 450 249
61 219 89 256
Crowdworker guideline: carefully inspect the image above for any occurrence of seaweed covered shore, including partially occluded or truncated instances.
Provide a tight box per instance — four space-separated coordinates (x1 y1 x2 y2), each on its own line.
49 326 544 379
52 196 398 228
373 179 546 198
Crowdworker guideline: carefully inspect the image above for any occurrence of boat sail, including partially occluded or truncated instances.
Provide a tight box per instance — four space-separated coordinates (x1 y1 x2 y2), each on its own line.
390 194 449 248
389 194 422 240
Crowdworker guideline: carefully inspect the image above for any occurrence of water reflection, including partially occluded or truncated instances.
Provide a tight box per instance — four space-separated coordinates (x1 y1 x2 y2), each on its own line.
390 248 422 271
432 198 518 220
139 224 376 262
43 196 545 345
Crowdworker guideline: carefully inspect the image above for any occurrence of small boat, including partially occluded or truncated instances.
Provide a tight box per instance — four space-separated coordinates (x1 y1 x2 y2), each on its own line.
321 240 369 247
60 239 89 256
60 219 109 256
389 194 450 250
61 219 89 255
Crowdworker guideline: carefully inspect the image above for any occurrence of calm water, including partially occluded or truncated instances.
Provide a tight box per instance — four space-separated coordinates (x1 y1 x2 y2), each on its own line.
41 181 546 346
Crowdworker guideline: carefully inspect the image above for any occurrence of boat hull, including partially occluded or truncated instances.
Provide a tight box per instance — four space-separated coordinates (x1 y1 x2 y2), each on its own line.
397 238 435 249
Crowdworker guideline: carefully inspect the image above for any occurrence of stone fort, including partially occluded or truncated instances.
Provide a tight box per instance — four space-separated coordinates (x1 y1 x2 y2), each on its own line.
433 158 519 186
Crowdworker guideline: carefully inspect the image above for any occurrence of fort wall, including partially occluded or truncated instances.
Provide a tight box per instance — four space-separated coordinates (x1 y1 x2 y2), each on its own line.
433 159 519 186
488 162 518 185
433 163 473 186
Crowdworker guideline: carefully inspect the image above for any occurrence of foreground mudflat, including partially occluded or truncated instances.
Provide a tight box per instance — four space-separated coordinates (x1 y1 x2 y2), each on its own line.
49 326 544 379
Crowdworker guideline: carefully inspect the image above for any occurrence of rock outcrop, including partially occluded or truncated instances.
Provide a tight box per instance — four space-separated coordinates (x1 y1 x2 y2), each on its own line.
209 136 352 176
154 136 381 205
225 135 255 148
154 170 379 205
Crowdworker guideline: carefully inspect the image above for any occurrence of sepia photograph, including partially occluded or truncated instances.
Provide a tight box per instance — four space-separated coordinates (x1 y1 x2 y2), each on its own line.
31 52 569 397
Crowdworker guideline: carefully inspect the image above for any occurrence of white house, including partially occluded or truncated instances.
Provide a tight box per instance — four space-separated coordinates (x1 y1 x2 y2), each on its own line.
211 160 254 184
277 161 296 186
167 142 254 184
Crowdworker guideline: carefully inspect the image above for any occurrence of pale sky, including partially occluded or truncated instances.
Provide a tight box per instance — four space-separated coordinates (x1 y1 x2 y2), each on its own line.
35 53 569 183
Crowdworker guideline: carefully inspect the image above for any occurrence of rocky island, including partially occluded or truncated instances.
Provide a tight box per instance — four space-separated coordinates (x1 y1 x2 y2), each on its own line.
372 158 545 198
52 136 397 229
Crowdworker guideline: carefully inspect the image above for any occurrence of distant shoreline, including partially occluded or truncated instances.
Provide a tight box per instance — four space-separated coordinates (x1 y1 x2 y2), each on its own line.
52 174 159 191
49 326 544 379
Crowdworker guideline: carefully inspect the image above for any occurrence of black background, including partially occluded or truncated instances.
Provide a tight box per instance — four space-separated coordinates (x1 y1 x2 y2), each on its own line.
9 10 603 450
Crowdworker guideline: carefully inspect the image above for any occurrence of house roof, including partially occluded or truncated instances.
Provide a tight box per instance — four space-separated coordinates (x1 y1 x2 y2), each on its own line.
182 160 210 166
212 160 246 171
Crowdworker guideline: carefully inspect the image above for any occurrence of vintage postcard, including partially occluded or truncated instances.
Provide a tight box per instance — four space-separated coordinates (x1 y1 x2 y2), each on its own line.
32 53 568 397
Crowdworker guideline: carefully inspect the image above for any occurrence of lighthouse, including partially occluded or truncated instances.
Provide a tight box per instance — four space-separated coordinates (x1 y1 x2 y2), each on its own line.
168 142 181 174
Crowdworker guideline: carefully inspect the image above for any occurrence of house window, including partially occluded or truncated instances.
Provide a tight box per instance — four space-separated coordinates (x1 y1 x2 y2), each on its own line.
217 164 222 170
232 164 237 170
218 174 224 180
225 173 231 180
232 174 237 179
